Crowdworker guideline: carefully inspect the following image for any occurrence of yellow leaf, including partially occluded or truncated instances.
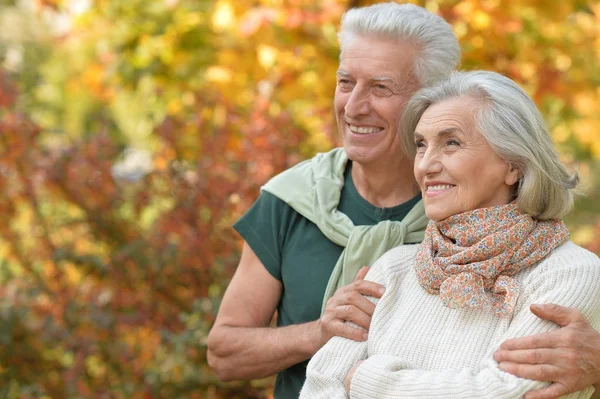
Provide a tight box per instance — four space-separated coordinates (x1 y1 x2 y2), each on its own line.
213 105 227 127
167 98 183 115
574 93 597 116
268 102 281 117
212 1 235 32
471 35 484 48
86 355 106 378
551 124 571 144
454 0 475 16
572 120 597 144
453 22 468 39
299 70 318 88
554 54 571 71
591 140 600 159
424 0 439 14
65 263 82 284
257 44 278 70
472 10 491 30
519 62 536 79
205 66 233 83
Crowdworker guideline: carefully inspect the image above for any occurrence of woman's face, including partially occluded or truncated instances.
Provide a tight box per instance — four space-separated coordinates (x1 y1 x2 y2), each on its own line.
413 96 520 222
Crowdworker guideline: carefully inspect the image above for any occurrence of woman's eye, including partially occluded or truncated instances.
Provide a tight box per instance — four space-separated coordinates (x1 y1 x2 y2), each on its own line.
446 139 460 146
414 140 425 149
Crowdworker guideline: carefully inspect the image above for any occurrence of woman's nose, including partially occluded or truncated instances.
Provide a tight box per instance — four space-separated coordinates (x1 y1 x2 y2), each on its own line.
416 148 443 175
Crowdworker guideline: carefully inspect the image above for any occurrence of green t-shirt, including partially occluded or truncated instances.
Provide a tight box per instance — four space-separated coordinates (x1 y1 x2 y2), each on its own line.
233 162 421 399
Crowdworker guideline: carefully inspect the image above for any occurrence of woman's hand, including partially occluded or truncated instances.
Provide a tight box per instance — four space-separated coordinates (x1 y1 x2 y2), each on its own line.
345 360 364 394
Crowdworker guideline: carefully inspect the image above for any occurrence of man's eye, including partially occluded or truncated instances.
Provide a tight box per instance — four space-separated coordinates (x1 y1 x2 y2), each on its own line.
337 79 353 91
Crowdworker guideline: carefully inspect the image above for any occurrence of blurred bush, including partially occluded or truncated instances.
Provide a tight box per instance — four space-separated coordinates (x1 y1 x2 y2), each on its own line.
0 0 599 397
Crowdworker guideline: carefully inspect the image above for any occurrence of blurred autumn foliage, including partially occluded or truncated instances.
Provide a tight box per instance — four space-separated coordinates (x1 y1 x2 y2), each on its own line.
0 0 599 397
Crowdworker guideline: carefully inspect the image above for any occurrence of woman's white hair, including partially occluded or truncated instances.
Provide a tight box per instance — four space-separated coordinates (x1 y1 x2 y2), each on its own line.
338 2 460 87
401 70 579 220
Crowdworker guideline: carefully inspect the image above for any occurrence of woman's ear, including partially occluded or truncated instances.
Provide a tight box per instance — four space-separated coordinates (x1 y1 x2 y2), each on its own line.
505 163 521 186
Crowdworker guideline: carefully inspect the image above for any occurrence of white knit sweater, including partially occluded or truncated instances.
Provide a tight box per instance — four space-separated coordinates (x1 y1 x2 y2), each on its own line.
300 241 600 399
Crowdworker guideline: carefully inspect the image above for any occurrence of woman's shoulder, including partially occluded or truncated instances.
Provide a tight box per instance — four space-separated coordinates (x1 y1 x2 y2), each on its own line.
524 240 600 285
517 241 600 323
544 240 600 267
369 244 420 277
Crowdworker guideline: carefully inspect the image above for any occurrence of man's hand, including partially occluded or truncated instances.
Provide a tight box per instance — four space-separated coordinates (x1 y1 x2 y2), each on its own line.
494 304 600 399
317 266 385 346
345 360 364 394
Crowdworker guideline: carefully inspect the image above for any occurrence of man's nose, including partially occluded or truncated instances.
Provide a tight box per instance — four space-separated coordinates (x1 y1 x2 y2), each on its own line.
344 87 371 118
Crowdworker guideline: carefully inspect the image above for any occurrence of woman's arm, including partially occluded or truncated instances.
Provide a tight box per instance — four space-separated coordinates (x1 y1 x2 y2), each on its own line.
300 334 369 398
347 248 600 399
299 254 395 398
494 303 600 399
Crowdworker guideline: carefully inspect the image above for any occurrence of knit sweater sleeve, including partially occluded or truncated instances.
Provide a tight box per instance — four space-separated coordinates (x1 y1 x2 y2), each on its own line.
299 247 403 399
349 243 600 399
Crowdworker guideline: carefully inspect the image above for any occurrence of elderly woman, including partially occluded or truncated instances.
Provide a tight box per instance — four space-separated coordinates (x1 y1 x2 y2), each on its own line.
299 71 600 399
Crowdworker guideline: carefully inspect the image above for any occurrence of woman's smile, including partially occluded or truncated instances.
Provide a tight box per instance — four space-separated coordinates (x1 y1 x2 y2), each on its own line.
424 182 455 196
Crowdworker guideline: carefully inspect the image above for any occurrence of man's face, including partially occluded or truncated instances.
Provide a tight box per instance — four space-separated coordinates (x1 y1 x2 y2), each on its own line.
334 35 419 167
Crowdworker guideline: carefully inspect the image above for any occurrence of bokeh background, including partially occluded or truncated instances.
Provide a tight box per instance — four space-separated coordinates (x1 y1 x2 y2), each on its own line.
0 0 599 397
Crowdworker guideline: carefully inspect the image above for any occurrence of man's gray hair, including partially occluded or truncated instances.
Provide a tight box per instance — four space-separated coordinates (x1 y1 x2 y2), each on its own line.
401 70 579 220
338 2 460 87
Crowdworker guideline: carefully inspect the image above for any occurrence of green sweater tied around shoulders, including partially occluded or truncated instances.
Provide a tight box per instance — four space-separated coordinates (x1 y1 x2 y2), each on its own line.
261 148 428 313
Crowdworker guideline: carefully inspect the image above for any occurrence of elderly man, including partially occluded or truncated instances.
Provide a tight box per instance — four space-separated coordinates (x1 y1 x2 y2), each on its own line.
207 3 600 399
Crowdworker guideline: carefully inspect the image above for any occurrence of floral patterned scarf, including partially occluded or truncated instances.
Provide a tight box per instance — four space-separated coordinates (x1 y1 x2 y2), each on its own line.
415 203 569 317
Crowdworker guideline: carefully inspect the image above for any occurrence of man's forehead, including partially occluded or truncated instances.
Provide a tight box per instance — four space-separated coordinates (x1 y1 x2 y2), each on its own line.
336 69 398 82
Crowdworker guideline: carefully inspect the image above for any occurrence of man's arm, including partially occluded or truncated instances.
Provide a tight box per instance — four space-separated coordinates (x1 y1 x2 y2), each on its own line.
494 304 600 399
207 242 317 380
207 243 384 381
